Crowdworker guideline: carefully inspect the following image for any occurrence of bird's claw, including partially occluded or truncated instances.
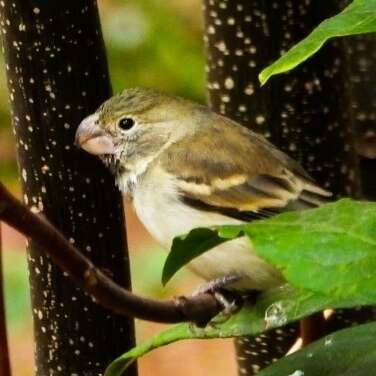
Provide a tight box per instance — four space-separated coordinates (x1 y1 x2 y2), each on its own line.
188 275 244 328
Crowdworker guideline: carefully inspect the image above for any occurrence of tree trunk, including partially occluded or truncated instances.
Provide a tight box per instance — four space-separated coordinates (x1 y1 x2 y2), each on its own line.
322 32 376 346
0 1 137 375
346 34 376 200
202 0 369 374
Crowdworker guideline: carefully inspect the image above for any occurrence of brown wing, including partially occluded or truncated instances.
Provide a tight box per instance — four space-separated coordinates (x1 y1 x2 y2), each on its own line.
160 114 331 221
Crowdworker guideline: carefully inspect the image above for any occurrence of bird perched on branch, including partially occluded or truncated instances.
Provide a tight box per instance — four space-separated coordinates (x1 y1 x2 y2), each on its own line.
75 88 330 293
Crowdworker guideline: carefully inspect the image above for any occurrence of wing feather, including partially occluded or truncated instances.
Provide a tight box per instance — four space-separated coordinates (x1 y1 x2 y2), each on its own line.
160 114 331 220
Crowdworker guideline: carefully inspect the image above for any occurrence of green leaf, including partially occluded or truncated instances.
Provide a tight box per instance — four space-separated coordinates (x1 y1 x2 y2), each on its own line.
259 0 376 85
108 199 376 375
259 322 376 376
162 227 242 285
163 199 376 303
105 285 368 376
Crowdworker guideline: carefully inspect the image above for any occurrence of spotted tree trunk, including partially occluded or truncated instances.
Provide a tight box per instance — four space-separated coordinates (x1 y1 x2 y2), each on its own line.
346 34 376 200
202 1 374 374
0 1 137 375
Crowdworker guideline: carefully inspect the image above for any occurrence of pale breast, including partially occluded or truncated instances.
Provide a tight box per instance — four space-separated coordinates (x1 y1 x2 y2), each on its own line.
132 164 238 246
131 165 283 290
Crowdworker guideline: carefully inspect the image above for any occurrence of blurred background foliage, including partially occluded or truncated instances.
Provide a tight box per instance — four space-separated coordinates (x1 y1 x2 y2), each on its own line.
1 0 206 320
102 0 206 99
1 2 234 376
1 0 206 316
0 0 206 190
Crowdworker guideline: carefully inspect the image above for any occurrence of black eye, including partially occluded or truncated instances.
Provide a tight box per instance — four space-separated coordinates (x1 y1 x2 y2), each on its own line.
118 117 135 131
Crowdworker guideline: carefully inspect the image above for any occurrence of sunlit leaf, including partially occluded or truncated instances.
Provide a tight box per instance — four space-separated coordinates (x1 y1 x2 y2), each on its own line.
105 285 369 376
161 227 238 285
163 200 376 304
259 0 376 85
107 200 376 375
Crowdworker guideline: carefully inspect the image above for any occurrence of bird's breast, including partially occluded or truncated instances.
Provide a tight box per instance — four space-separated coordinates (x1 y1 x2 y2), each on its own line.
131 165 283 290
131 165 239 247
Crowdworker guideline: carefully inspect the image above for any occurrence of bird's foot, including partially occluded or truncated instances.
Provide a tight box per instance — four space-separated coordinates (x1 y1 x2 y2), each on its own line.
210 290 243 325
190 275 244 328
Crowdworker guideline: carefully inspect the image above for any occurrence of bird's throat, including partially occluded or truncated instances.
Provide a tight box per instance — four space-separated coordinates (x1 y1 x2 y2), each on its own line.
115 171 139 196
101 154 121 175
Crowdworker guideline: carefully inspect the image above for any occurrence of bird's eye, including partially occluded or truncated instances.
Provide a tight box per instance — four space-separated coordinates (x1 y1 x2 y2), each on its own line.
118 117 135 131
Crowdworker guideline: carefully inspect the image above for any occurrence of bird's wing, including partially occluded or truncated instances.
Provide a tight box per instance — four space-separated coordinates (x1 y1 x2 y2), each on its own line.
160 116 331 221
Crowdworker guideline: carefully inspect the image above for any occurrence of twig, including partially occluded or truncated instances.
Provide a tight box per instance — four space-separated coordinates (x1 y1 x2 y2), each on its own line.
0 182 221 326
300 312 326 346
0 224 12 376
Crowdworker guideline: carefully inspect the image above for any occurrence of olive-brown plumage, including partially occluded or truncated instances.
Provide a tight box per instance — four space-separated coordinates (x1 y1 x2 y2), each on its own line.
75 88 331 290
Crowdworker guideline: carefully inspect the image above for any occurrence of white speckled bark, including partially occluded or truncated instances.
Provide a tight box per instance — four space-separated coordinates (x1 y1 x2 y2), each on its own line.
202 0 366 374
0 1 136 375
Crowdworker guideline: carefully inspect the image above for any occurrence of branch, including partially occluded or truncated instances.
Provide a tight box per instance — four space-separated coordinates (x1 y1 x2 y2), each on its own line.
0 182 221 326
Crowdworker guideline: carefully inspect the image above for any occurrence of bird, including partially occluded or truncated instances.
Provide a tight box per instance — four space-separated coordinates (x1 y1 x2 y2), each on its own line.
75 87 331 293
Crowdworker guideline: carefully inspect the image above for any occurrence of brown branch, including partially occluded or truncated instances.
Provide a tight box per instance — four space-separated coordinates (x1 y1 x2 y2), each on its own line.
300 313 326 346
0 182 221 326
0 225 12 376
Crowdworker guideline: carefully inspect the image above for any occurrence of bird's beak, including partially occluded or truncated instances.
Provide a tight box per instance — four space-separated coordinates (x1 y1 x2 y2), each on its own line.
75 113 115 155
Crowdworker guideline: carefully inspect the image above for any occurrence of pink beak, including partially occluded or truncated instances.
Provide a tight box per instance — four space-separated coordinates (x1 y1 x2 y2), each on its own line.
75 113 115 155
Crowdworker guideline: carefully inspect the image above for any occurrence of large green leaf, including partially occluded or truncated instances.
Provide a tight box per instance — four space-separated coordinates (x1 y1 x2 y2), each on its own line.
259 322 376 376
162 199 376 303
105 285 368 376
107 200 376 375
259 0 376 85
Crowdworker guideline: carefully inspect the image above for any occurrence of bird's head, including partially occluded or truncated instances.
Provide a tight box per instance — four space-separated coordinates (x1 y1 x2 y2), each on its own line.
75 88 203 188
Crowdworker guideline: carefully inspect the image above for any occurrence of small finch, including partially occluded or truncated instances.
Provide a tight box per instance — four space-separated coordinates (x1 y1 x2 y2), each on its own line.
75 88 330 292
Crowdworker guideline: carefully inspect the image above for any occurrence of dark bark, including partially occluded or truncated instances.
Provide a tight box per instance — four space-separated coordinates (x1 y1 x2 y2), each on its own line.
202 0 367 374
0 182 223 325
321 33 376 346
203 0 360 195
0 1 137 375
346 34 376 200
0 226 11 376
